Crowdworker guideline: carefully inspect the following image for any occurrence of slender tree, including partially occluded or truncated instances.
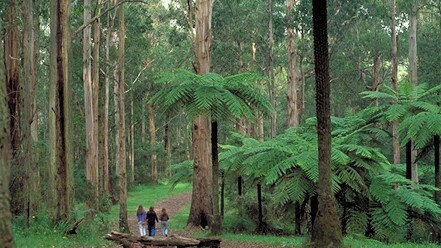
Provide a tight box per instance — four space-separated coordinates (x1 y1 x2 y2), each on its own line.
83 0 99 207
268 0 276 138
116 2 129 233
0 26 16 248
286 0 300 128
390 0 400 164
408 0 419 184
148 103 158 183
22 0 40 224
5 0 20 154
48 0 73 222
311 0 342 247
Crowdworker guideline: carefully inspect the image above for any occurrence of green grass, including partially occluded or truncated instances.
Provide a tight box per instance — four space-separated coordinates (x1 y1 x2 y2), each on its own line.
13 182 192 248
108 182 192 220
13 183 441 248
172 204 441 248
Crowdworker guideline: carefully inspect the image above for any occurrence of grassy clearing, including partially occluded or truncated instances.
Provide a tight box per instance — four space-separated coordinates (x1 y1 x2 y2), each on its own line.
13 182 191 248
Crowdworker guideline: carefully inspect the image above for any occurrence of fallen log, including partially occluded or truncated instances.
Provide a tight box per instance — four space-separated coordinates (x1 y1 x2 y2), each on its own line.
104 231 221 248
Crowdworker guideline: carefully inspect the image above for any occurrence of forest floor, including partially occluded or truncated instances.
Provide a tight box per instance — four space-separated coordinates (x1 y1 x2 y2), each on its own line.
126 192 282 248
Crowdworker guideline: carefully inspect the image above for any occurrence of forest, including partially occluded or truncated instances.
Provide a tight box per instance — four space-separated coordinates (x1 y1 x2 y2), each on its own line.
1 0 441 247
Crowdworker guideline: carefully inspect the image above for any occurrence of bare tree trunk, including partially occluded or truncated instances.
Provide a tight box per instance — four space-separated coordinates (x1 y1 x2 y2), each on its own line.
117 2 129 233
286 0 300 128
310 1 342 247
5 0 20 154
148 103 158 183
130 96 135 184
22 0 40 224
268 0 276 138
0 26 16 248
187 0 215 228
83 0 99 208
103 1 116 196
49 0 72 222
408 1 418 184
141 95 146 145
372 55 381 107
390 0 400 164
188 115 213 228
164 118 172 176
435 135 440 204
95 0 108 199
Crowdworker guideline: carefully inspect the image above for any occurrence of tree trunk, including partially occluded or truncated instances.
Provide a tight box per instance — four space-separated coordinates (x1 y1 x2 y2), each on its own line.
22 0 40 224
372 55 381 106
310 1 342 247
103 0 115 197
406 141 412 180
130 96 135 184
141 95 146 145
434 135 440 204
117 2 129 233
0 25 16 248
148 103 158 183
390 0 400 164
5 0 20 154
188 115 213 228
408 1 418 184
49 0 72 222
257 183 264 233
220 172 225 218
83 0 99 208
187 0 214 228
268 0 276 138
211 121 221 234
164 117 171 176
286 0 300 128
96 0 109 198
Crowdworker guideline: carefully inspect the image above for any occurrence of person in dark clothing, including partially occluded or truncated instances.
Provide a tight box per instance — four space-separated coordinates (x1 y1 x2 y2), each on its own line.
146 206 159 236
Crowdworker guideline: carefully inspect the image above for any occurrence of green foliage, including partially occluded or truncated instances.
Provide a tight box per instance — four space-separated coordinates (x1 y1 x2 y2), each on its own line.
151 69 273 121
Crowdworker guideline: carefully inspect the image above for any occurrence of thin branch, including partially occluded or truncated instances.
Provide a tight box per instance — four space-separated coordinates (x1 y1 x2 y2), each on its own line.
73 0 148 36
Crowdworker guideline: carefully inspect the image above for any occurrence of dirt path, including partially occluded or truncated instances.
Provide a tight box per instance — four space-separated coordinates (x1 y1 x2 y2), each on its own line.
128 192 192 237
125 192 285 248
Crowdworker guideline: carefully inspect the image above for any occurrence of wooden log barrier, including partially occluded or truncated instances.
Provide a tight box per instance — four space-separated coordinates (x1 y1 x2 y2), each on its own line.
104 231 221 248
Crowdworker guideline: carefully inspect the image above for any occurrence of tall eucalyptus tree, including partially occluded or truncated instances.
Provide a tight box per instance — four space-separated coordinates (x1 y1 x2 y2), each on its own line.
116 2 129 233
0 25 16 248
48 0 73 222
22 0 40 224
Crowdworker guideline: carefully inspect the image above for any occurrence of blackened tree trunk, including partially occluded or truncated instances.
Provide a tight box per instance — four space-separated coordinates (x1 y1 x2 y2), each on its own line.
406 141 412 180
0 26 16 248
5 0 20 154
310 1 342 247
211 121 221 234
257 183 264 233
49 0 73 222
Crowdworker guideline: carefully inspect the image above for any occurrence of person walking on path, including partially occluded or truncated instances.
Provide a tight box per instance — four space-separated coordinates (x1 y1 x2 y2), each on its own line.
147 206 159 236
136 205 147 236
159 208 170 237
